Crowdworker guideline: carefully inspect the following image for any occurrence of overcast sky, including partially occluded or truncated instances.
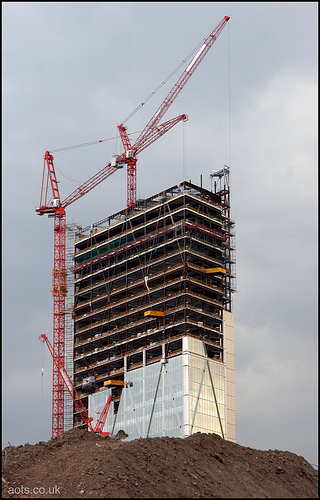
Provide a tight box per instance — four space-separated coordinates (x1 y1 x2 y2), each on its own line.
2 2 318 467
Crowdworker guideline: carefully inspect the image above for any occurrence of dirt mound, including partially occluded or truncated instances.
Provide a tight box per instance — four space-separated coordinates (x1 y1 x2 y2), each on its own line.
2 428 318 498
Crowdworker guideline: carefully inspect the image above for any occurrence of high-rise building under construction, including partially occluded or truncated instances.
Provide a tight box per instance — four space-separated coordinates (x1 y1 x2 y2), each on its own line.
72 169 236 441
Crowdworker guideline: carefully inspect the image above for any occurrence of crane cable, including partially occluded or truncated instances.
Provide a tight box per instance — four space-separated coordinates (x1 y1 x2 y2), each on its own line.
51 138 111 153
49 26 219 154
50 130 141 154
49 130 143 184
227 21 232 169
183 118 187 181
121 26 217 126
49 24 225 180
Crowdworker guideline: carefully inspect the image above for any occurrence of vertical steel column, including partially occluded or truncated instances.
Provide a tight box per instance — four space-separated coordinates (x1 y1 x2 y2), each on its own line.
124 356 127 432
147 364 163 437
143 349 146 437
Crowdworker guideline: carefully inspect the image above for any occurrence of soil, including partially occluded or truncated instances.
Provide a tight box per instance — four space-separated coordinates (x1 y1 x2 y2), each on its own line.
2 428 318 498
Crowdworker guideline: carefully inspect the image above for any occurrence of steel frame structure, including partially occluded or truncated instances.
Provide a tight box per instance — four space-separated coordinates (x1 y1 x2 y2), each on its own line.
71 181 235 428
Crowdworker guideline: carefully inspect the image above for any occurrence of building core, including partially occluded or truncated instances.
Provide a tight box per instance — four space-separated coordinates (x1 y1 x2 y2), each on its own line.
73 173 236 441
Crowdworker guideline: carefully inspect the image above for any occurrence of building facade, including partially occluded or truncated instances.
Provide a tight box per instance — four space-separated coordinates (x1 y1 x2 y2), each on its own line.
73 175 236 441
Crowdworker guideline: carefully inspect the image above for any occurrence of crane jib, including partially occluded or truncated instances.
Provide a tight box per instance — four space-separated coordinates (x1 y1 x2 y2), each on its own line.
186 43 207 73
133 15 230 153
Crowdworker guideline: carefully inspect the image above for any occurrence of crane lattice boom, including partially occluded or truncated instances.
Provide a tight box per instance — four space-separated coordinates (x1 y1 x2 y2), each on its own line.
39 334 111 435
132 16 230 155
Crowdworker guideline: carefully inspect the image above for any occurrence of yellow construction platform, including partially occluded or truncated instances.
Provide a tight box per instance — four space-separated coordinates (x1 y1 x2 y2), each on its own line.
205 267 226 274
104 379 124 387
144 310 165 317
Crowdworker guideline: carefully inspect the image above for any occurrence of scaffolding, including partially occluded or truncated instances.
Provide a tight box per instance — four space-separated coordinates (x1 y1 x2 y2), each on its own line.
71 180 236 432
210 166 236 310
64 222 79 431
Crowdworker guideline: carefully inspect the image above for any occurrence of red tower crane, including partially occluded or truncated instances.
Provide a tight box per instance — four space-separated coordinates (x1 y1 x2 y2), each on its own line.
118 15 230 208
39 334 112 435
36 15 229 438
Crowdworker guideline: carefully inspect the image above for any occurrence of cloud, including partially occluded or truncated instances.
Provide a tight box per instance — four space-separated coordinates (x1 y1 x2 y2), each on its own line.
235 322 318 461
230 66 317 464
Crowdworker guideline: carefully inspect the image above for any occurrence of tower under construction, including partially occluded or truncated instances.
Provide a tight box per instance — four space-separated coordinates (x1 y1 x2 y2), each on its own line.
73 170 236 441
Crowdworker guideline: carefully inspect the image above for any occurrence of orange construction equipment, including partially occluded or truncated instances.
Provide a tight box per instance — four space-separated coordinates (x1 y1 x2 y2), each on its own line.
205 267 226 274
144 310 165 318
104 380 124 387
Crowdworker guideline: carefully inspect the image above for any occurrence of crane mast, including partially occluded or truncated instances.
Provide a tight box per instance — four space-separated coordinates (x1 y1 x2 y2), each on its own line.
36 15 229 437
52 208 67 435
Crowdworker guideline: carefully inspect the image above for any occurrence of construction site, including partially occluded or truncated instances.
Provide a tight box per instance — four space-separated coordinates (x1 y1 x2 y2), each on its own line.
3 11 319 500
36 16 237 444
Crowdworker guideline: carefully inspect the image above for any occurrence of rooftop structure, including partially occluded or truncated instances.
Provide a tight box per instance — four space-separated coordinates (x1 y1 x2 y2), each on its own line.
72 176 236 440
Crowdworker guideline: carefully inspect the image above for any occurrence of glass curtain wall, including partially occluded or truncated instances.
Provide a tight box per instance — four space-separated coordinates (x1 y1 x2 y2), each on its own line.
113 356 184 439
88 337 225 439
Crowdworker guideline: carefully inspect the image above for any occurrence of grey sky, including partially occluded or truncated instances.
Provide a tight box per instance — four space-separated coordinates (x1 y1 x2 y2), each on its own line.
2 2 318 467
